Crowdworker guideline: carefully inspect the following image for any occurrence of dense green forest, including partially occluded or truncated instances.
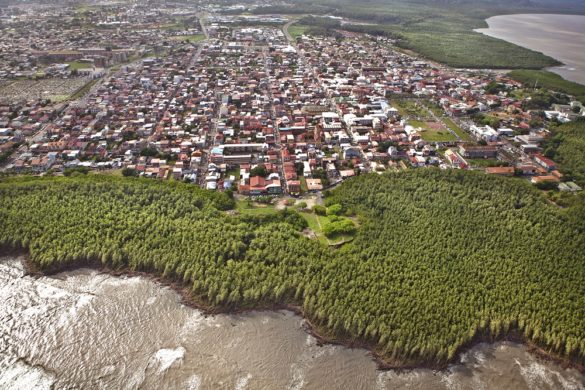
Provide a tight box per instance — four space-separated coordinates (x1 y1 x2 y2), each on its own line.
509 70 585 105
543 119 585 185
291 0 568 68
1 171 584 367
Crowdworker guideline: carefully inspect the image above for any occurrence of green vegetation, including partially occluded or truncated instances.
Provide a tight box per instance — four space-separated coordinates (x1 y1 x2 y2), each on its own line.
252 4 334 15
1 171 584 368
70 79 98 101
67 61 93 71
300 0 568 69
392 99 426 118
398 30 559 69
444 117 473 141
542 119 585 185
465 158 510 168
47 95 70 103
288 25 310 39
294 16 401 40
410 120 457 142
171 34 206 43
235 199 279 215
508 70 585 104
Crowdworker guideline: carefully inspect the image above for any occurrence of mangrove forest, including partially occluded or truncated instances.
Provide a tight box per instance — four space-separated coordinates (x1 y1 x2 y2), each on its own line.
0 170 584 368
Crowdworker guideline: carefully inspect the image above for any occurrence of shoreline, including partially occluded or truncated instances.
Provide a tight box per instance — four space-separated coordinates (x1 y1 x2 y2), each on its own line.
475 13 585 85
2 249 584 374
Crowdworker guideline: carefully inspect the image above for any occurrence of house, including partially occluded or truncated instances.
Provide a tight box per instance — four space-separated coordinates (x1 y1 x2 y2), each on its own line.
459 145 497 159
531 175 559 184
469 125 498 142
485 166 514 176
239 175 282 195
287 179 301 194
534 154 556 171
306 178 323 191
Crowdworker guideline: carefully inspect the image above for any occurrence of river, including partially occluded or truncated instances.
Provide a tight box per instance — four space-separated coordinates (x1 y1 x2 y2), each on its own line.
1 256 584 390
475 14 585 85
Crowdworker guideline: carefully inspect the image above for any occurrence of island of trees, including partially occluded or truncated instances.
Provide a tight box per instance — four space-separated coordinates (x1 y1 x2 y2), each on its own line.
1 170 584 369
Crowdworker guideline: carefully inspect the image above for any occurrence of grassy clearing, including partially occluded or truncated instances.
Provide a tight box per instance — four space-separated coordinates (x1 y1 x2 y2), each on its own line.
70 79 98 101
288 25 309 39
171 34 206 43
67 61 93 71
444 117 473 141
301 211 356 246
301 212 329 244
235 200 279 215
465 158 509 168
392 99 427 118
47 95 70 103
410 120 457 142
419 128 457 142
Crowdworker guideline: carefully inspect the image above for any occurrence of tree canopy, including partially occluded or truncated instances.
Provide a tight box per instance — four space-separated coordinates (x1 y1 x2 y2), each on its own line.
1 170 584 367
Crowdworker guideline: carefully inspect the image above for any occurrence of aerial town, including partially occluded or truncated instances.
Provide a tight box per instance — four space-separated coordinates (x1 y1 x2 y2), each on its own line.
1 2 583 196
2 1 585 388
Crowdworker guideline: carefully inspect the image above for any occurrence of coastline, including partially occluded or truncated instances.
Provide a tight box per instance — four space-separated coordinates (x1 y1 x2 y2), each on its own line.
475 13 585 85
3 248 583 375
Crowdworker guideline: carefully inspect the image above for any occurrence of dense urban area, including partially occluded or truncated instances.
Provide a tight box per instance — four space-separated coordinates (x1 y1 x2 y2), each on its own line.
1 0 585 373
1 2 584 195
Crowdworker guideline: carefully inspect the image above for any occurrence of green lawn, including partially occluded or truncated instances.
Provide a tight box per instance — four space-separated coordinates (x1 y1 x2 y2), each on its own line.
47 95 70 103
410 120 457 142
171 34 206 43
301 212 329 245
393 99 427 118
235 200 278 215
67 61 93 71
420 129 457 142
464 158 509 168
444 117 473 141
301 212 356 246
70 79 97 101
288 25 309 39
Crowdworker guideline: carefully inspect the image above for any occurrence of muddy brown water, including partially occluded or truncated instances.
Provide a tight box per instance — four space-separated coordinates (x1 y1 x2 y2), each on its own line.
1 257 584 389
475 14 585 85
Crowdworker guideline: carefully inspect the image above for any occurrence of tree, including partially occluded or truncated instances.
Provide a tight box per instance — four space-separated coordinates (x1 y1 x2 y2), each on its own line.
140 147 158 157
121 167 137 177
250 165 268 177
313 205 326 215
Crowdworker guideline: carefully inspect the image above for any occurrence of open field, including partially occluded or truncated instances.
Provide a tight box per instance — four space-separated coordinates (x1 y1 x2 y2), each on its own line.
465 158 509 168
67 61 93 71
235 200 278 215
418 127 457 142
443 117 473 141
288 25 309 39
170 34 206 43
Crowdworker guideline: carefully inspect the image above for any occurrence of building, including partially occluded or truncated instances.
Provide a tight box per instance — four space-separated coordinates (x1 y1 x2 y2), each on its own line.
485 166 514 176
534 154 556 171
458 145 497 159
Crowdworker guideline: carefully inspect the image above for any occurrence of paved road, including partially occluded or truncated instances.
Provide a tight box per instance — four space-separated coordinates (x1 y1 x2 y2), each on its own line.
199 13 209 39
283 20 296 42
